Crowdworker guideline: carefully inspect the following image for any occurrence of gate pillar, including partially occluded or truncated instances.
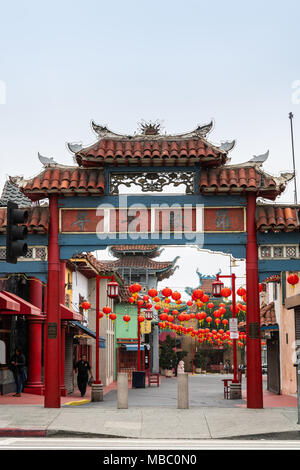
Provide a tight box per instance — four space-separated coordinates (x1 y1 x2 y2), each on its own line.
44 195 61 408
246 193 263 408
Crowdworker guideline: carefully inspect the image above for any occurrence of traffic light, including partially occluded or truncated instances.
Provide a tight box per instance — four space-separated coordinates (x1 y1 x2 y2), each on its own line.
6 201 29 264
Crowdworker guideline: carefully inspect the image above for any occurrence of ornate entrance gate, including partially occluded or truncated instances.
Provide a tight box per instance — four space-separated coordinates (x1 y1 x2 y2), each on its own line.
0 120 296 408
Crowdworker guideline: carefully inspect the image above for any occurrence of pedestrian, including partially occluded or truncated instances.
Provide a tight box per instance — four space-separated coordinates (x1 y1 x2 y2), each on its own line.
10 347 26 397
74 354 92 397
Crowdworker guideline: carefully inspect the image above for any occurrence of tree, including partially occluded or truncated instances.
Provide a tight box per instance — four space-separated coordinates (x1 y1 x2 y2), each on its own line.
159 335 177 370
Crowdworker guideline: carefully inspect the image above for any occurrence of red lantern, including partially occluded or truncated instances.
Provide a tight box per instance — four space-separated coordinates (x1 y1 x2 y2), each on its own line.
137 299 144 308
207 302 214 310
123 315 131 324
206 316 212 324
221 287 232 299
154 304 161 311
192 289 204 300
99 311 104 320
138 315 145 323
178 313 185 323
102 306 111 315
143 295 149 302
187 300 193 307
81 301 91 310
129 297 135 304
237 287 246 297
287 273 299 289
109 313 117 322
201 294 209 303
162 287 172 298
159 313 168 322
171 291 181 302
129 283 142 294
148 288 158 298
259 283 263 293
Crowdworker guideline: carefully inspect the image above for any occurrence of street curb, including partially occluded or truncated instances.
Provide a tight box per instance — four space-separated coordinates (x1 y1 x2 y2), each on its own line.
0 428 47 437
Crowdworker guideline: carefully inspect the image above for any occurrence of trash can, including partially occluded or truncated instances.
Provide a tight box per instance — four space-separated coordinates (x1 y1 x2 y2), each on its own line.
132 371 146 388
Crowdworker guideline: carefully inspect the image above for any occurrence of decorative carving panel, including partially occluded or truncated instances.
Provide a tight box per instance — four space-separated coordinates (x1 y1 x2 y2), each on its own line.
109 171 195 195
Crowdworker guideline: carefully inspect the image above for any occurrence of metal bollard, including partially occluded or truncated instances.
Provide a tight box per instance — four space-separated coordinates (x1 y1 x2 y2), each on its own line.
177 373 189 409
117 373 128 409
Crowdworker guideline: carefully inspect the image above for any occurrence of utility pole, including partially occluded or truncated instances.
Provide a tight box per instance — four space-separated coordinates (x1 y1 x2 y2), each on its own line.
289 112 298 204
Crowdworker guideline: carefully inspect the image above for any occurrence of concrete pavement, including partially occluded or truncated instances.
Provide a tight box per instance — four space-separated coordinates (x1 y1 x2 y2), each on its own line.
0 374 299 440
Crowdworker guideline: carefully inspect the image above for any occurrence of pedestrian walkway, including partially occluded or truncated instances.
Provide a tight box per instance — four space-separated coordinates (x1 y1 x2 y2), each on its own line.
0 374 298 439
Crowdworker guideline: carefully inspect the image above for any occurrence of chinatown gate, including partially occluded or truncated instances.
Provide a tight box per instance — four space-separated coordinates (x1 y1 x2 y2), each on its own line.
0 120 297 409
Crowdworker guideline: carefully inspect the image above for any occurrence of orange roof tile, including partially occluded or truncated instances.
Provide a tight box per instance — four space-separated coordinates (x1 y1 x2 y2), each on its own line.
256 205 299 232
21 167 105 201
0 206 49 233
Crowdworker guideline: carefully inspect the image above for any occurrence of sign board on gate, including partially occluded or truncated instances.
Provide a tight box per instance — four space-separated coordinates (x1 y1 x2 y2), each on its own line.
229 318 239 339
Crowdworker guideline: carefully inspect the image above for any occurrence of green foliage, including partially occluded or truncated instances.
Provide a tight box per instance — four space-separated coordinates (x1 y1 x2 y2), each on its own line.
159 334 188 370
159 335 177 370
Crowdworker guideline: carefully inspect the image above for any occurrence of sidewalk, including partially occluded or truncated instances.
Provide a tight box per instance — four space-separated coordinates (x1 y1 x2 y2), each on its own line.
0 375 298 439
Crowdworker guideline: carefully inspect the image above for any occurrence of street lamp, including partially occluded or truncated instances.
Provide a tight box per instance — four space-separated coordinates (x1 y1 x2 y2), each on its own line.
145 309 153 321
212 280 224 298
107 280 119 299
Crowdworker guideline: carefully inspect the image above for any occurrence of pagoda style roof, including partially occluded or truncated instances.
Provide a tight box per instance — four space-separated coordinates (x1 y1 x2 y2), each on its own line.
109 245 162 258
8 120 294 202
0 178 32 207
239 301 278 330
67 121 234 168
69 252 124 283
256 203 299 232
100 255 179 281
0 206 49 234
19 166 105 201
199 163 293 201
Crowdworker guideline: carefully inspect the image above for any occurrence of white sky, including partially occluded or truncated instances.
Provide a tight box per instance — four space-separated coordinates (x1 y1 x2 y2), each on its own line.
1 0 299 292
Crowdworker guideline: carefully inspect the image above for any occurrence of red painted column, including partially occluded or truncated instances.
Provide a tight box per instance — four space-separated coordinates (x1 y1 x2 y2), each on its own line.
95 275 101 384
60 261 67 396
246 193 263 408
137 305 141 371
44 194 61 408
24 278 45 395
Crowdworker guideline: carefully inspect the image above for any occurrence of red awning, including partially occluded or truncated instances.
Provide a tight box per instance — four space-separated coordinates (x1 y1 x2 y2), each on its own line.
1 291 41 316
0 292 20 313
61 304 83 322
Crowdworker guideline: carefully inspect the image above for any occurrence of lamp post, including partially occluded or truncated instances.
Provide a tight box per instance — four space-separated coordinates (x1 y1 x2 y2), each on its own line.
213 273 238 383
95 275 119 385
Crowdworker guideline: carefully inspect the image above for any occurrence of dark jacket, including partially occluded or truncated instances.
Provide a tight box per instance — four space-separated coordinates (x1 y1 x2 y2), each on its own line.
10 353 26 373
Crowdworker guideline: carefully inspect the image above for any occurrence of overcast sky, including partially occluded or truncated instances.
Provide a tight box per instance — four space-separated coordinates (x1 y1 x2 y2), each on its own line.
1 0 299 295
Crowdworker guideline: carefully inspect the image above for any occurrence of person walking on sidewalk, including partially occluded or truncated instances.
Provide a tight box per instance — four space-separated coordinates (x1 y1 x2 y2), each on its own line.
74 355 92 397
10 347 26 397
